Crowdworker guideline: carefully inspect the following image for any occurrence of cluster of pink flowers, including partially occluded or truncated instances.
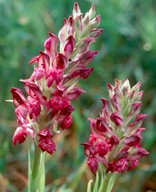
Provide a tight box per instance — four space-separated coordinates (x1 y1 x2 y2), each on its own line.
10 3 103 154
83 80 148 174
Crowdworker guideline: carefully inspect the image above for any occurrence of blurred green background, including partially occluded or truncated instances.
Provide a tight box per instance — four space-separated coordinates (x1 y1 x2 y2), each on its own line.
0 0 156 191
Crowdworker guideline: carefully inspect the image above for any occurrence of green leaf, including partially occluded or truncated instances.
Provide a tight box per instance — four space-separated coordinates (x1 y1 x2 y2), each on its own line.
87 180 93 192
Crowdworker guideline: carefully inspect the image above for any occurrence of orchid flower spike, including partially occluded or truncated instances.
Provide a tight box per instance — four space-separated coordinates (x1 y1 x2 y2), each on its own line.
10 3 103 154
83 79 148 174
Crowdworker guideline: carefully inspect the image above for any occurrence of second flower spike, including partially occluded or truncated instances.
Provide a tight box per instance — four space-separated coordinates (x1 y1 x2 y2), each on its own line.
83 79 148 174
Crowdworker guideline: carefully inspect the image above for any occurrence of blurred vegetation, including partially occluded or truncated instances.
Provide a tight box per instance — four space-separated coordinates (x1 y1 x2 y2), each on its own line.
0 0 156 191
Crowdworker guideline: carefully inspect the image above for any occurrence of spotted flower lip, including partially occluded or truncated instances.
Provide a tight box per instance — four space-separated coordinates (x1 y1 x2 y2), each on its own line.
83 79 148 174
10 3 103 154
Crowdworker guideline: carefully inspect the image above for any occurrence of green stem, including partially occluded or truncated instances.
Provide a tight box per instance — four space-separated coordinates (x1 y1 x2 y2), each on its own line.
28 143 31 192
28 143 45 192
99 172 116 192
87 165 116 192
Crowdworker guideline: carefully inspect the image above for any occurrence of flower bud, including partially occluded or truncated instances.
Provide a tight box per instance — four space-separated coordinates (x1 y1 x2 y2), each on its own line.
110 112 123 126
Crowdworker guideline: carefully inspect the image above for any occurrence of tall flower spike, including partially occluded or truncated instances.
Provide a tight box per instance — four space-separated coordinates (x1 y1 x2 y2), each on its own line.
10 3 103 154
83 79 148 174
